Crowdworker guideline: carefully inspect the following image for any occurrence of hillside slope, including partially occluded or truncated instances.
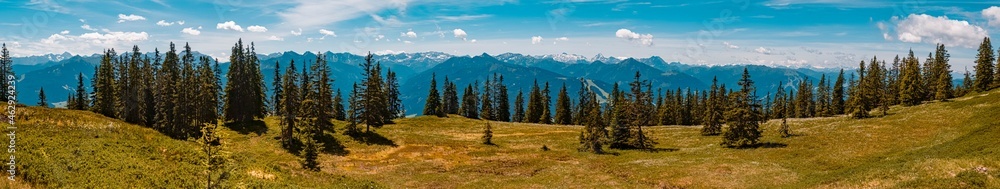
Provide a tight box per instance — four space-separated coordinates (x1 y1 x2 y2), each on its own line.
5 89 1000 188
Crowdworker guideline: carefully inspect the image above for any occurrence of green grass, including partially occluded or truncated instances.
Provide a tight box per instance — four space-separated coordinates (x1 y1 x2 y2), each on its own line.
8 89 1000 188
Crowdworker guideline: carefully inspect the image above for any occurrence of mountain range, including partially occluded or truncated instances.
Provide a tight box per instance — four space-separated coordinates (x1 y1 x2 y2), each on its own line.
12 51 845 114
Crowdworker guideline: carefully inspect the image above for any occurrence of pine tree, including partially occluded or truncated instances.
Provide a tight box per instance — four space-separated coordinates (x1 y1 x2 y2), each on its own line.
0 43 14 102
344 83 362 136
849 60 871 118
37 87 46 107
299 134 322 171
141 53 157 126
176 43 198 137
359 52 388 131
554 83 572 125
199 122 223 188
271 61 283 116
721 68 762 148
816 74 830 116
832 69 846 114
480 77 494 120
333 89 345 121
513 90 525 122
482 121 494 145
525 80 542 123
973 37 995 92
961 69 973 96
540 82 552 124
423 73 443 117
195 56 220 129
900 50 924 106
117 45 144 124
607 83 631 149
578 92 605 154
702 77 723 135
493 74 510 122
384 68 402 120
887 55 902 105
279 60 299 149
92 49 117 118
223 40 266 123
459 84 479 118
312 54 334 132
627 72 656 149
441 76 457 115
75 73 89 110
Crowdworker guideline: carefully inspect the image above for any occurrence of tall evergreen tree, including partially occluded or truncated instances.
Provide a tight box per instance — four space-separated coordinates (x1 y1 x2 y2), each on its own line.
75 73 89 110
973 37 995 92
900 50 925 106
279 60 299 148
223 40 266 123
480 76 494 120
848 60 871 118
578 92 605 154
459 83 480 118
384 68 402 119
524 80 542 123
37 87 46 107
359 52 388 131
816 74 830 116
441 76 458 115
92 49 117 118
702 77 723 135
493 74 510 122
333 89 345 121
195 56 220 130
513 90 525 122
721 68 762 148
0 44 14 101
961 69 973 96
155 43 180 133
832 69 846 114
554 83 572 125
423 73 443 117
271 61 283 116
344 83 362 135
311 54 334 132
540 82 552 124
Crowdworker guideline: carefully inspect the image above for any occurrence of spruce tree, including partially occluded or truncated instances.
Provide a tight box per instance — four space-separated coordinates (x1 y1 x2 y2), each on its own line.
832 69 846 114
195 56 220 129
312 54 334 132
279 60 299 149
359 52 388 131
459 84 479 118
345 83 362 135
961 69 973 96
849 60 871 118
607 83 631 149
973 37 995 92
554 83 572 125
900 50 924 106
271 61 283 116
513 90 525 122
482 121 494 145
92 49 117 118
154 43 180 133
493 74 510 122
816 74 830 116
480 77 494 120
524 80 541 123
441 76 457 115
423 73 442 116
540 82 552 124
333 89 345 121
75 73 89 110
627 72 655 149
223 40 266 123
578 92 605 154
384 68 402 119
702 77 723 135
37 87 46 107
721 68 762 148
0 43 13 101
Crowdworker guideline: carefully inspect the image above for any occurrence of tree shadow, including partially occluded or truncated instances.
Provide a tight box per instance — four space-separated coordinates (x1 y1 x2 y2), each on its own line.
317 132 349 156
349 131 398 147
646 147 680 153
733 142 788 149
224 120 268 136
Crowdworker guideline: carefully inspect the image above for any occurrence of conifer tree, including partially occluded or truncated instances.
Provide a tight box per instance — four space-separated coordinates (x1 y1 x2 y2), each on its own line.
721 68 762 148
961 69 973 96
441 76 458 115
195 56 220 129
513 90 525 122
627 72 656 149
459 84 480 118
607 83 631 149
299 133 322 171
117 45 144 124
554 83 572 125
849 60 871 118
345 83 362 135
900 50 924 106
92 49 117 118
312 54 334 131
482 121 493 145
272 61 283 115
384 68 402 119
154 43 181 133
832 69 846 115
279 60 299 149
423 73 442 117
359 52 388 131
816 74 830 116
480 77 494 120
525 80 542 123
887 55 902 105
177 43 199 137
37 87 46 107
578 91 604 154
223 40 266 123
493 74 510 122
973 37 995 92
0 44 14 101
575 80 591 125
702 77 723 135
333 89 345 121
540 82 552 124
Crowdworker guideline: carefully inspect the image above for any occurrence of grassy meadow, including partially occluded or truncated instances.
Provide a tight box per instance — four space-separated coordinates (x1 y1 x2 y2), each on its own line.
2 89 999 188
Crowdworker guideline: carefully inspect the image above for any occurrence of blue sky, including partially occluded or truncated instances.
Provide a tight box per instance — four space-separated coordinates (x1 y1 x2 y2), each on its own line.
2 0 999 70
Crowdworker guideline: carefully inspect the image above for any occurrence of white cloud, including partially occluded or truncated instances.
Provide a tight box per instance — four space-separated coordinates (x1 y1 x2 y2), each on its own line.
41 34 71 44
531 36 543 44
216 21 244 32
555 37 569 41
470 39 477 43
984 6 1000 27
247 25 268 32
81 24 96 31
453 29 468 40
278 0 409 28
319 29 336 37
117 14 146 23
375 34 385 41
401 30 417 38
615 28 654 46
156 20 185 26
291 28 302 36
893 14 988 48
755 47 772 54
59 30 69 35
436 14 493 21
78 31 149 44
723 41 740 49
268 35 284 41
181 27 201 36
403 40 413 44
